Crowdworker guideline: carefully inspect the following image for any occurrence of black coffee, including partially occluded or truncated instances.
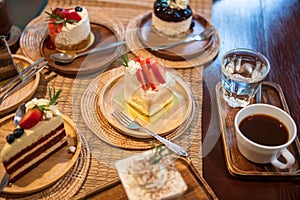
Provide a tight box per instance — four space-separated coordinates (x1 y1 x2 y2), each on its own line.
239 114 289 146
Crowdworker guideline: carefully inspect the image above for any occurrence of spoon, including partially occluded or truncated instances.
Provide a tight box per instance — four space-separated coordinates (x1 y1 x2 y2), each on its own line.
14 103 26 126
50 40 126 64
151 27 214 51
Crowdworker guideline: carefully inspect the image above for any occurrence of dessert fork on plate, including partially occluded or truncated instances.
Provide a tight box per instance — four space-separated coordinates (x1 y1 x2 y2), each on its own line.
151 27 214 51
112 109 189 157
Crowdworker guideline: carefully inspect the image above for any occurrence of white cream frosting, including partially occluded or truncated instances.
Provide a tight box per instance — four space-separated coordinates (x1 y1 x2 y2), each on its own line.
125 60 141 75
55 6 91 47
152 12 192 37
168 0 189 9
25 98 61 119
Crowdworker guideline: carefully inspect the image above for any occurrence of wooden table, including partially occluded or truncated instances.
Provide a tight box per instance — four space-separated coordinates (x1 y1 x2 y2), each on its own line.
1 0 299 199
203 0 300 199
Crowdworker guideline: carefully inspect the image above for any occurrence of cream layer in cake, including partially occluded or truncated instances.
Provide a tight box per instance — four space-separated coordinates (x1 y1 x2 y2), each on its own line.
128 87 174 116
54 7 91 51
152 12 192 37
0 115 67 182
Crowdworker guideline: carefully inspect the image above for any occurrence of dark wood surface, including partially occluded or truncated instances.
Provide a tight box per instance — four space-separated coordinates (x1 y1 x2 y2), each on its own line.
202 0 300 199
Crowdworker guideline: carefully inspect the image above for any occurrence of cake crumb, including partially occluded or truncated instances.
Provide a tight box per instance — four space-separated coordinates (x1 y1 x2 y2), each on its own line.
67 146 76 154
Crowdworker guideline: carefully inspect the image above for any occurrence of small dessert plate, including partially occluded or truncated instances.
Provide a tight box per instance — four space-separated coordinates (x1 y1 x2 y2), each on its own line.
98 68 193 138
81 67 195 149
0 55 40 117
0 114 81 194
40 22 123 75
20 7 125 76
137 12 216 61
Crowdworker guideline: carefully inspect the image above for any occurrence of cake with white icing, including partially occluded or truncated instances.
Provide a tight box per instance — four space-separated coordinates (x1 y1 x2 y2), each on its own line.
46 6 91 51
0 89 68 183
123 55 175 117
152 0 193 37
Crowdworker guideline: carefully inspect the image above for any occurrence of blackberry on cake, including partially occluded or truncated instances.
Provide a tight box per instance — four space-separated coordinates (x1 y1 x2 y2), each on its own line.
0 88 68 183
152 0 193 37
45 6 91 51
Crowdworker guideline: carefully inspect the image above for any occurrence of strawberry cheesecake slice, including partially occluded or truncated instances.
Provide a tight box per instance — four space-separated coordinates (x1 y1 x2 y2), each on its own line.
45 6 91 52
123 56 175 117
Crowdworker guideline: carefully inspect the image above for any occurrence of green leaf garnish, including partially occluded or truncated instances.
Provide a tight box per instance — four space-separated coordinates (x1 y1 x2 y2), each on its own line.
45 9 79 27
149 143 172 164
121 54 129 68
34 87 62 112
48 87 62 106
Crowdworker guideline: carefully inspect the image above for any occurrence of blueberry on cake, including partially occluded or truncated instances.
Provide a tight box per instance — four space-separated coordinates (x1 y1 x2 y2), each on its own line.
152 0 193 37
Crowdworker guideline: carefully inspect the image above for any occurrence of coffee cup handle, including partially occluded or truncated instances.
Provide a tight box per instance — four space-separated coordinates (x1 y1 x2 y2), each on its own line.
271 148 295 169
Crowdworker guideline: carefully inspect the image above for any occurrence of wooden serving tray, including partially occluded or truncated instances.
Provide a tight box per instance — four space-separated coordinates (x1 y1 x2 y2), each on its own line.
216 82 300 179
72 157 217 200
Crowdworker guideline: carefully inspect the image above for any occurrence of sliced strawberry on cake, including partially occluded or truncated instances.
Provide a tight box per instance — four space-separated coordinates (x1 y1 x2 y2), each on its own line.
122 55 175 117
136 69 150 91
19 108 43 129
149 61 166 84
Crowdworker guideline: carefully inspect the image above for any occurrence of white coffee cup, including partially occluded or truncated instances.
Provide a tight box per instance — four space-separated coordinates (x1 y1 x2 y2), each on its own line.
234 103 297 169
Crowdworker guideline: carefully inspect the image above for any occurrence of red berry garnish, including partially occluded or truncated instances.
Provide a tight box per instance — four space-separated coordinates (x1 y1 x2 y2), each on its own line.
65 12 82 22
19 108 43 129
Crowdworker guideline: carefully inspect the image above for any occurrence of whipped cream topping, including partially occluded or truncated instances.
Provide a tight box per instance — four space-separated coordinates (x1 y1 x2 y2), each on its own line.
25 98 61 119
168 0 189 9
55 6 90 47
125 60 141 74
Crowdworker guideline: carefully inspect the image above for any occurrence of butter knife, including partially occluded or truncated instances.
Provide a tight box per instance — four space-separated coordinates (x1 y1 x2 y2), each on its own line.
0 57 46 93
0 61 48 106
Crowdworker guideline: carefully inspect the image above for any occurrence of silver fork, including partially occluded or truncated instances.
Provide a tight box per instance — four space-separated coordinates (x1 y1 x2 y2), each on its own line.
151 27 214 51
112 109 189 157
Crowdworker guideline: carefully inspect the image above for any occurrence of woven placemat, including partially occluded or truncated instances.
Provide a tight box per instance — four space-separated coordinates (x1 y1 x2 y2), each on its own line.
126 11 220 68
0 133 90 199
20 6 125 63
81 67 196 149
14 0 212 197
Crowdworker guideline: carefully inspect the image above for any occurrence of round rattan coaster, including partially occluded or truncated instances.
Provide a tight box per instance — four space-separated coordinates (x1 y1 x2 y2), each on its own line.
126 11 220 68
0 134 90 199
81 67 196 150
